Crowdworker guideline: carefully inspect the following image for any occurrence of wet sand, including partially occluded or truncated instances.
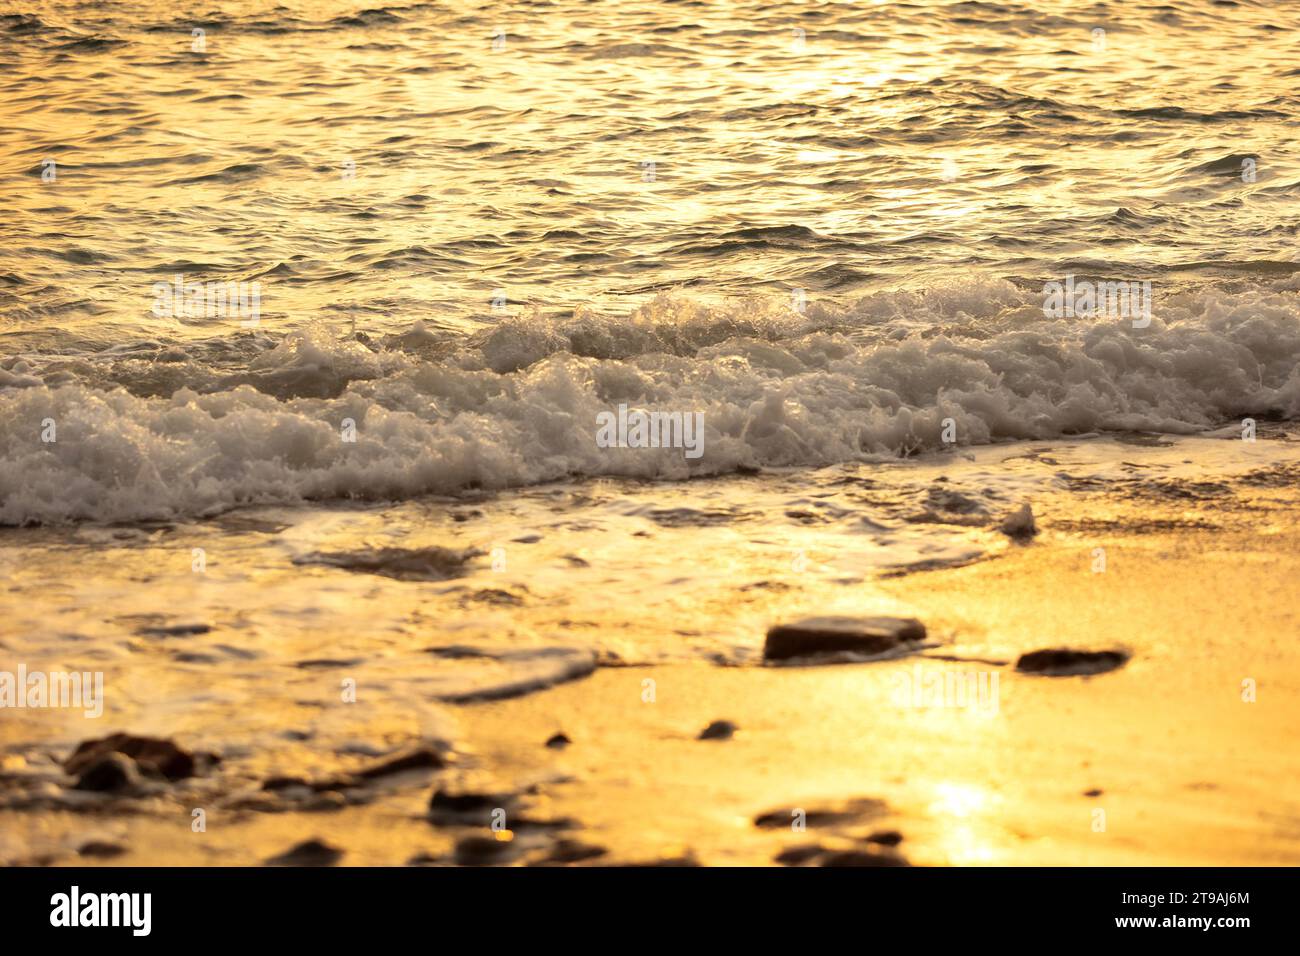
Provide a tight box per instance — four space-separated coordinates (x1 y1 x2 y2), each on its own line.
2 432 1299 866
468 522 1300 867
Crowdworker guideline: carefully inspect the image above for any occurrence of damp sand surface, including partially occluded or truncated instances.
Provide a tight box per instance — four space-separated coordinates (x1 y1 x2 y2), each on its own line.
2 432 1299 865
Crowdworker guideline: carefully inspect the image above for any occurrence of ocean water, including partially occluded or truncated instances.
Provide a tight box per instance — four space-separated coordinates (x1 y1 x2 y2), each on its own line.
2 2 1300 752
3 0 1300 521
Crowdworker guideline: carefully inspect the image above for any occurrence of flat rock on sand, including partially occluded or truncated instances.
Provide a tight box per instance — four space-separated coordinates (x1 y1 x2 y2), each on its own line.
764 616 926 662
65 734 197 782
1016 648 1129 676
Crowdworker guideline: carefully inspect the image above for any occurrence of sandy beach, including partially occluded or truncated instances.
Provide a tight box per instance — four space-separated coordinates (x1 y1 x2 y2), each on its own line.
3 0 1300 882
3 428 1298 867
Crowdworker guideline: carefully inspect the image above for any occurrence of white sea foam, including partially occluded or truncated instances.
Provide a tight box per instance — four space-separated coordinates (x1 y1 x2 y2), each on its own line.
2 279 1298 524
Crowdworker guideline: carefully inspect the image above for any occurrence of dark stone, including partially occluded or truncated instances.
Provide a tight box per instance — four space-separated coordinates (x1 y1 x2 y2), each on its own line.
77 841 128 858
73 753 141 793
357 746 447 779
265 838 344 866
1016 648 1129 676
65 733 196 781
545 733 571 749
698 720 737 741
764 616 926 662
1000 503 1038 539
865 829 904 847
1083 788 1103 797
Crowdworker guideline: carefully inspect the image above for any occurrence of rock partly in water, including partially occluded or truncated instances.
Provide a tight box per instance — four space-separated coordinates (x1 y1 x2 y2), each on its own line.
265 838 344 866
698 720 737 741
764 616 926 662
1016 648 1129 676
65 734 199 782
1000 503 1038 539
72 753 141 793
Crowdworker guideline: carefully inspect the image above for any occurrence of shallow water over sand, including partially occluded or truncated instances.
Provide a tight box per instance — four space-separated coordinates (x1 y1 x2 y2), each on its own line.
3 0 1300 866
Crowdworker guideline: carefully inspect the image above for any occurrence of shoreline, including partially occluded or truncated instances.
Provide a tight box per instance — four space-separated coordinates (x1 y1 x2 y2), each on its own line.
2 431 1299 866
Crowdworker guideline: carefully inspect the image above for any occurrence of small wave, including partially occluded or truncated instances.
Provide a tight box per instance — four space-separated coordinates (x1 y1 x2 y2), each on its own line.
1188 153 1261 177
3 278 1300 525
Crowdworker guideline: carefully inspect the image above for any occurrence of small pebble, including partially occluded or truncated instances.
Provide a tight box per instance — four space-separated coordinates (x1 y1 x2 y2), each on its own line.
698 720 737 741
77 841 128 859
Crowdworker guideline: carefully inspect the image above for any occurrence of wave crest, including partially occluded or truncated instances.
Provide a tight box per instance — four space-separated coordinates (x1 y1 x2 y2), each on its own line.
2 279 1299 524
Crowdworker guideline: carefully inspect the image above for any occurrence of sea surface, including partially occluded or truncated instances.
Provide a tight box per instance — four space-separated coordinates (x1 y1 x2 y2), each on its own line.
1 1 1299 737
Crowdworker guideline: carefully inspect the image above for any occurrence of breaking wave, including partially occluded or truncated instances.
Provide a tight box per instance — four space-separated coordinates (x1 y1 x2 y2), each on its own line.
3 276 1300 524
